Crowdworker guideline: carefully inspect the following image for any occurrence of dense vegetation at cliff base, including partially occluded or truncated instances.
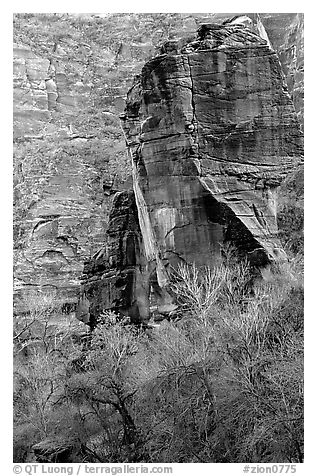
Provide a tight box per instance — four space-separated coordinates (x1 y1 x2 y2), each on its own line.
14 253 303 463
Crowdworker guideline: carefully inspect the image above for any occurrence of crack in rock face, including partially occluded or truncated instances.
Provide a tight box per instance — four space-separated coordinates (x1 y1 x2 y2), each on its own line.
79 21 303 325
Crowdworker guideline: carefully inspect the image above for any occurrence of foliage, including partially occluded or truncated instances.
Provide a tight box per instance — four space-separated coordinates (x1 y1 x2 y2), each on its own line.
130 256 303 463
13 292 87 462
14 255 304 463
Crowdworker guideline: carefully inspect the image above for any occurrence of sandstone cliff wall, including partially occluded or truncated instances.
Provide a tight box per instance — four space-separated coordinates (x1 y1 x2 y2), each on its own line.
13 14 304 316
79 19 303 324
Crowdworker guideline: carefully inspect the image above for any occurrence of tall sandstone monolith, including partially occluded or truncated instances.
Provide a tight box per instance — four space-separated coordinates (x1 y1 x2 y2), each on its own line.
78 21 303 324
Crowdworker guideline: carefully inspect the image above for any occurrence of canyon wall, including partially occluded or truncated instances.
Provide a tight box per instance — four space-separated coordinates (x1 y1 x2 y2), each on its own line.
13 41 114 310
13 14 304 318
79 19 303 324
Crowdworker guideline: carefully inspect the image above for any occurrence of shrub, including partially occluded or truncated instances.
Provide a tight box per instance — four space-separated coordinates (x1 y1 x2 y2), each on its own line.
14 257 304 463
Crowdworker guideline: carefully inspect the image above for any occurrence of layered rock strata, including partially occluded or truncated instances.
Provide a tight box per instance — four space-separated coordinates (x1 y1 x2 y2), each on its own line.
13 41 130 312
196 14 304 128
14 14 304 317
120 22 302 318
79 21 303 324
